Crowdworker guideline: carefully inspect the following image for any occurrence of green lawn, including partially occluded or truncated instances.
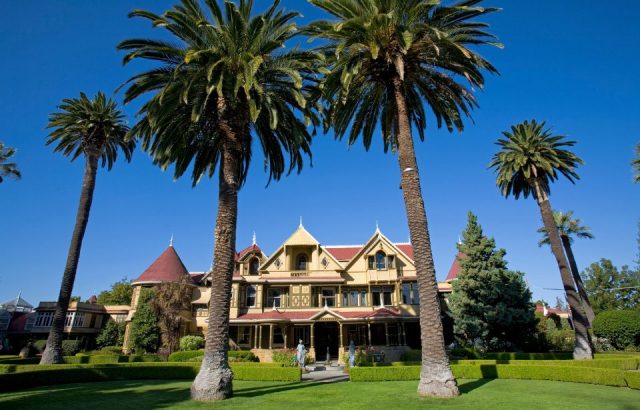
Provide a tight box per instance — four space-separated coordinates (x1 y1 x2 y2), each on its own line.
1 379 639 410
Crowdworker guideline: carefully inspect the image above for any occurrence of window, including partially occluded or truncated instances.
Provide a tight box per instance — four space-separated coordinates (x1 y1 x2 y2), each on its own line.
267 288 282 308
294 326 309 345
73 312 85 327
246 286 256 307
35 311 53 327
0 311 10 331
387 255 395 269
321 288 335 307
273 326 284 345
249 257 260 275
376 251 387 270
192 304 208 317
239 326 250 344
402 283 419 305
372 287 393 306
24 314 35 331
65 312 74 327
360 290 368 307
368 256 375 270
341 289 368 307
296 254 308 271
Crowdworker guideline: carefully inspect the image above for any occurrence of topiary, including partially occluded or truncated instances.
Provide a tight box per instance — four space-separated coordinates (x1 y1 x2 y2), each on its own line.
593 310 640 350
179 335 204 351
62 340 82 357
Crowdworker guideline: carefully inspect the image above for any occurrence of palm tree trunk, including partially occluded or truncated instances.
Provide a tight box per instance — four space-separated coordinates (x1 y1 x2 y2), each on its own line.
532 179 593 359
191 102 241 401
392 76 459 397
560 234 595 326
40 154 98 364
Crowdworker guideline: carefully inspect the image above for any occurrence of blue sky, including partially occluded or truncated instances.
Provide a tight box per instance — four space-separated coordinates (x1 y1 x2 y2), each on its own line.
1 0 638 306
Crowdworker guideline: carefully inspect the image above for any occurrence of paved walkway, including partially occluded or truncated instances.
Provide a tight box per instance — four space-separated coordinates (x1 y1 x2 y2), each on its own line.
302 364 349 383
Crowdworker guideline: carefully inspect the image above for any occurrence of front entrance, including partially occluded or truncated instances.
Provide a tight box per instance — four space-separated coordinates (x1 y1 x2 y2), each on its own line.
314 321 339 361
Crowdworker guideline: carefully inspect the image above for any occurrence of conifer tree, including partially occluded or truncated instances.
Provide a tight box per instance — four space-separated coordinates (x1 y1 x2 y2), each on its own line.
450 212 537 351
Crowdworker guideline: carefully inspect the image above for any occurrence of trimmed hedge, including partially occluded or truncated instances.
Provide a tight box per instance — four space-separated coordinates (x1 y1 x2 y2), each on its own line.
0 362 301 391
349 364 640 389
63 354 161 364
168 350 203 362
448 348 573 360
169 350 257 363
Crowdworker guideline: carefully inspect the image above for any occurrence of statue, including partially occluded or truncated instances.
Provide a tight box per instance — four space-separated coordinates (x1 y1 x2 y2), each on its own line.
296 339 306 368
348 340 356 367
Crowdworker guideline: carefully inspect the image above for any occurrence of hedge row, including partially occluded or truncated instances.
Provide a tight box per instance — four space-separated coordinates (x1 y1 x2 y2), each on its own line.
448 349 574 360
168 350 257 362
359 358 638 371
64 354 161 364
0 362 301 391
349 364 640 389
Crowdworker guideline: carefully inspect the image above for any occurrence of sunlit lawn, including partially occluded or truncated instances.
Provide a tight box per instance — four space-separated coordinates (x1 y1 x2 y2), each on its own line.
1 379 639 409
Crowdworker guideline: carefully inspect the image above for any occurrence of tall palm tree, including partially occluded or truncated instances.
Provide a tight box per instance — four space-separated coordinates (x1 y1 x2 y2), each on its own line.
537 210 595 325
633 144 640 183
118 0 320 401
0 142 21 183
306 0 500 397
489 119 593 359
41 92 134 364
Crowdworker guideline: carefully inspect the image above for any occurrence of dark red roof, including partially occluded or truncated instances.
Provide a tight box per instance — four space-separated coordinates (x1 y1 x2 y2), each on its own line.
190 273 205 284
396 244 414 260
8 312 34 332
133 246 192 284
236 244 261 261
445 252 464 282
325 246 361 261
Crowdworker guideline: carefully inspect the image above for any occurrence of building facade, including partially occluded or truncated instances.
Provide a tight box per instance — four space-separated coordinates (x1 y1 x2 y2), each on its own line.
124 223 458 363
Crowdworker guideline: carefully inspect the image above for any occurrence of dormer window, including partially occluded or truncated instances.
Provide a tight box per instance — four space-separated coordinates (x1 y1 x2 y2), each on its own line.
296 254 308 271
249 257 260 275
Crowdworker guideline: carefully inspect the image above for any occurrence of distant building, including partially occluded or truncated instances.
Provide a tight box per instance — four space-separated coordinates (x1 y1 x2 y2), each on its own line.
0 293 35 352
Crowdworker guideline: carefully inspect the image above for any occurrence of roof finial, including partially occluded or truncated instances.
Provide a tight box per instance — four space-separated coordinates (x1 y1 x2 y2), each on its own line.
252 231 256 246
457 235 462 245
375 220 380 234
169 234 174 247
299 216 303 227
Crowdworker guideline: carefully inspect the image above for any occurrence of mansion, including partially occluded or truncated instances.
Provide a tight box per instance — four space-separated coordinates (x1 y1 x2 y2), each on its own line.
3 223 461 363
124 223 460 362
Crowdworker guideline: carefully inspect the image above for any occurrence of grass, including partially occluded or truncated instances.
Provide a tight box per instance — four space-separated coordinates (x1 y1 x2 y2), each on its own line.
1 379 639 409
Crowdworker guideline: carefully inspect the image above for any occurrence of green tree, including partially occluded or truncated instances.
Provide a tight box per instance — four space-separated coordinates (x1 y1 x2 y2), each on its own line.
0 142 21 183
149 276 193 354
489 119 593 359
592 310 640 350
307 0 500 397
632 144 639 183
450 212 537 351
96 320 126 348
538 211 595 324
582 259 639 313
119 0 321 400
130 287 160 353
40 92 135 365
97 278 133 305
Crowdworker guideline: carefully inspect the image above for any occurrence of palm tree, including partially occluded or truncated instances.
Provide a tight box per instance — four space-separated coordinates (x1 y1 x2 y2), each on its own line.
306 0 500 397
40 92 134 364
489 119 593 359
118 0 320 401
0 142 21 183
537 210 595 325
633 144 640 183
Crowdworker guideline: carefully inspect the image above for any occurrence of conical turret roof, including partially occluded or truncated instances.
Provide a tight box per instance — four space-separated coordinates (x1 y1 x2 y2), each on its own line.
133 246 192 285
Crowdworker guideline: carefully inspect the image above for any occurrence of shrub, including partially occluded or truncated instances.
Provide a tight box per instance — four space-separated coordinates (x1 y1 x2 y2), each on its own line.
179 336 205 351
168 350 203 362
399 350 421 361
99 346 123 355
593 310 640 350
447 348 573 360
228 350 258 362
32 340 47 354
62 340 81 357
0 362 301 391
350 363 634 389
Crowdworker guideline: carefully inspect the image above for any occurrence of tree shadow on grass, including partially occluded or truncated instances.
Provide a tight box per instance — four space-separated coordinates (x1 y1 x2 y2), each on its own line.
458 378 494 394
233 381 324 398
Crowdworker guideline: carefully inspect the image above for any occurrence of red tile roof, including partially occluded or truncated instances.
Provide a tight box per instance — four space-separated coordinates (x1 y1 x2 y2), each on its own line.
396 244 414 260
233 308 401 322
133 246 192 284
236 244 261 261
535 304 570 316
324 246 361 261
445 252 464 282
